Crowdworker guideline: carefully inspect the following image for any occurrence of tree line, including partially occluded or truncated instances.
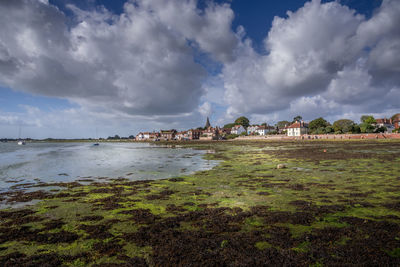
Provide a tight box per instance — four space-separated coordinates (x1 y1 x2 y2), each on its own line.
222 113 400 135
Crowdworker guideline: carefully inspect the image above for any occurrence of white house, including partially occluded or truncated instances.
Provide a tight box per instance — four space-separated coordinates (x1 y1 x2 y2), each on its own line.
287 121 308 136
135 132 158 140
136 132 145 140
255 125 274 136
247 125 259 135
231 125 246 135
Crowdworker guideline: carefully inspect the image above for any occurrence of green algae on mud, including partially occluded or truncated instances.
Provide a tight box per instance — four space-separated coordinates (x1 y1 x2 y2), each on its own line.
1 140 400 266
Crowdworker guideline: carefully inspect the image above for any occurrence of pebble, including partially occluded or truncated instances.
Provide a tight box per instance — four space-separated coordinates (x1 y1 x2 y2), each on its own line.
277 164 287 169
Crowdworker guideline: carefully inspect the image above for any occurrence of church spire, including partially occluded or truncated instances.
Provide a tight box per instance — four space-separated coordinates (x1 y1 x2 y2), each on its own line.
205 117 211 128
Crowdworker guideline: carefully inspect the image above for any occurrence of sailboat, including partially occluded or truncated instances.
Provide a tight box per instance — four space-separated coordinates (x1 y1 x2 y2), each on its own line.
17 125 25 145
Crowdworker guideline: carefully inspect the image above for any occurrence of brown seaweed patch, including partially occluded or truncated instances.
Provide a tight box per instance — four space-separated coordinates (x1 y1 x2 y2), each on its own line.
257 191 270 196
0 209 44 227
145 189 175 200
264 211 315 225
1 215 43 227
305 217 400 265
92 256 149 267
168 178 185 182
288 184 309 191
166 204 187 213
33 181 82 188
92 240 125 256
5 191 53 203
92 196 124 210
76 178 95 182
0 252 62 267
0 224 79 244
119 208 160 224
261 183 286 188
90 186 125 194
0 209 36 220
289 200 311 208
79 223 113 240
79 215 104 222
42 219 64 230
383 202 400 211
347 191 376 198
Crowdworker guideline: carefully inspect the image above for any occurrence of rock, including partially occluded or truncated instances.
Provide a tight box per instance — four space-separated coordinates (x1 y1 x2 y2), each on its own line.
277 164 287 169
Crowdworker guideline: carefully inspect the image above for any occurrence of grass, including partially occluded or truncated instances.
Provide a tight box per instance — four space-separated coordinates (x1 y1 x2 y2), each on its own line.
0 140 400 266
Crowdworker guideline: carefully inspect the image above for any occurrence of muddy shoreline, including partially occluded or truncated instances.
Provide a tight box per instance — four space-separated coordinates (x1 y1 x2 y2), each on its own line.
1 140 400 266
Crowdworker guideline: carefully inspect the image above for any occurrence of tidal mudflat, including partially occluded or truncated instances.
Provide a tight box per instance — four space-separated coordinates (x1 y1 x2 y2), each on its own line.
0 140 400 266
0 142 216 201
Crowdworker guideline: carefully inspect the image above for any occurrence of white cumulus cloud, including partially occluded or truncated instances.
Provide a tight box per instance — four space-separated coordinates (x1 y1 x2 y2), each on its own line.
221 0 400 122
0 0 237 118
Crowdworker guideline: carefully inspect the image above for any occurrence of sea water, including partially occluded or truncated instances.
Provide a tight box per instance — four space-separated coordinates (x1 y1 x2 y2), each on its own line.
0 142 218 193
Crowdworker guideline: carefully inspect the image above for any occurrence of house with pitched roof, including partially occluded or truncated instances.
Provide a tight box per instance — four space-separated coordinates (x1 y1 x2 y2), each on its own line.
176 129 201 140
394 115 400 130
201 127 221 140
247 125 260 135
231 125 246 135
287 121 309 136
256 125 275 136
375 118 395 133
160 129 177 140
136 132 160 140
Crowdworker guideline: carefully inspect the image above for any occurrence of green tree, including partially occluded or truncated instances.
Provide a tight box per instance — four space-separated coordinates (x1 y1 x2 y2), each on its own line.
375 126 387 133
333 119 356 133
325 126 334 133
360 115 376 124
292 115 302 123
223 123 236 129
359 115 376 133
353 124 361 133
315 127 326 134
360 122 375 133
309 117 329 133
391 113 400 121
234 116 250 128
276 120 290 129
360 115 369 123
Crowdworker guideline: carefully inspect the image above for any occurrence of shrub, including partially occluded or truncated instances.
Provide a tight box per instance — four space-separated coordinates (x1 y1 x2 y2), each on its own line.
226 134 239 139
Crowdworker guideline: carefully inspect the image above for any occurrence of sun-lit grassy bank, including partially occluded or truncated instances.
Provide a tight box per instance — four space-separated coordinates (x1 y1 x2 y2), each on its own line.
1 140 400 266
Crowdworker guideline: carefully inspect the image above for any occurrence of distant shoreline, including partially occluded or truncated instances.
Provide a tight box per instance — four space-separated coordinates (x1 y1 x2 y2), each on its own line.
2 133 400 144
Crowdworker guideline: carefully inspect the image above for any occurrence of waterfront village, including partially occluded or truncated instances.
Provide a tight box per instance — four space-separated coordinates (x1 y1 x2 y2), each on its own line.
135 114 400 141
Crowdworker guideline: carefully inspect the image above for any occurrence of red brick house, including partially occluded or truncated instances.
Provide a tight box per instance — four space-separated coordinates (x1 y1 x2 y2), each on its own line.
188 129 201 140
176 129 201 140
375 118 395 132
160 129 177 140
201 127 221 140
394 115 400 129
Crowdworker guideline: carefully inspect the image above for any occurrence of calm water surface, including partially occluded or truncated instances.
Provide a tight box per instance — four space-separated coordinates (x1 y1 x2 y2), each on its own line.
0 142 217 193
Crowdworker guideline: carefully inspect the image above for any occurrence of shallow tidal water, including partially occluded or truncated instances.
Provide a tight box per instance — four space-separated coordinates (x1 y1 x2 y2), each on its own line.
0 142 217 193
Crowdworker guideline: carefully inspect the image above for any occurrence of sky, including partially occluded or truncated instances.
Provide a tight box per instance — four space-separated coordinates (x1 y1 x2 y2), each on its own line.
1 0 399 139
